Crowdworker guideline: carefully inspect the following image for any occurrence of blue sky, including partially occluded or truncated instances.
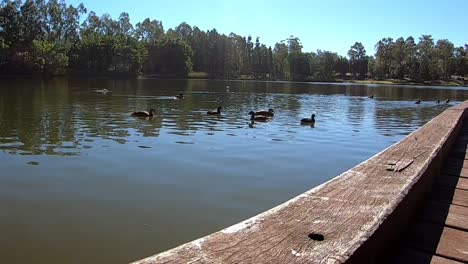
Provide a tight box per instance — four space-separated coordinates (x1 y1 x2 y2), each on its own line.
68 0 467 57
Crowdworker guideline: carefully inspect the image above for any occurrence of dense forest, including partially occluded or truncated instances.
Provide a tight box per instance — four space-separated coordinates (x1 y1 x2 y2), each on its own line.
0 0 467 82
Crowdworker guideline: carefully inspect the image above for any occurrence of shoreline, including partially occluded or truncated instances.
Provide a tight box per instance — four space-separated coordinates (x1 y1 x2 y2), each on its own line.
0 74 467 88
345 79 468 87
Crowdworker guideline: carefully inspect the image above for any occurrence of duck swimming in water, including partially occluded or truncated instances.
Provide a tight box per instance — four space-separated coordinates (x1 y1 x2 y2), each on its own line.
415 100 421 104
436 100 440 104
93 88 110 94
254 108 275 117
368 94 374 99
131 108 156 117
301 114 315 124
175 93 184 99
249 111 271 122
207 106 222 115
445 99 450 103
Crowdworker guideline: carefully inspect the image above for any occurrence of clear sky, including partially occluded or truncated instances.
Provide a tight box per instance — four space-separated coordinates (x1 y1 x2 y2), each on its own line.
68 0 467 57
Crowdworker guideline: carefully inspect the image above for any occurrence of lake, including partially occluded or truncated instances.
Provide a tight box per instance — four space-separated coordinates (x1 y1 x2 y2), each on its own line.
0 78 467 263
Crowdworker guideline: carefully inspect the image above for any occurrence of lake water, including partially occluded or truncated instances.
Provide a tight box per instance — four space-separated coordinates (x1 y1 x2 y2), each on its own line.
0 78 467 263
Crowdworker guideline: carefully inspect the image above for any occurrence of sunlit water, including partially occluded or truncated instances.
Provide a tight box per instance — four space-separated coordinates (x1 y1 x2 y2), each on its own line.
0 78 467 263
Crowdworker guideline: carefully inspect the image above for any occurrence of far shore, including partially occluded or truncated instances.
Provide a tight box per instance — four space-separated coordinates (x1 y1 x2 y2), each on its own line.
345 79 468 87
0 74 467 88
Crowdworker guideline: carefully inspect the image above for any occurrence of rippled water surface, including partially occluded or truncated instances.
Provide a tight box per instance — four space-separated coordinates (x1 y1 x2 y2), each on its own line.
1 78 467 263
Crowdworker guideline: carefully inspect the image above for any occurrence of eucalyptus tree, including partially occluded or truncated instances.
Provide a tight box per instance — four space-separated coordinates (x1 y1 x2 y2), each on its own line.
417 35 436 80
144 36 192 77
405 36 419 80
375 37 394 78
435 39 454 80
134 18 164 42
272 41 288 80
347 42 368 79
453 45 467 77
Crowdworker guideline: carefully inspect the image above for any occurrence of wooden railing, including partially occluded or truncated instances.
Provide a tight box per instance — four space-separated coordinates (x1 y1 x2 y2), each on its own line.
132 101 468 264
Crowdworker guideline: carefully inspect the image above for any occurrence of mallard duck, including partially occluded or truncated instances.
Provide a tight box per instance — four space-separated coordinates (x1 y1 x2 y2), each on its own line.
368 94 374 99
249 111 271 122
254 108 275 117
175 93 184 99
131 108 156 117
415 100 421 104
207 106 222 115
301 114 315 124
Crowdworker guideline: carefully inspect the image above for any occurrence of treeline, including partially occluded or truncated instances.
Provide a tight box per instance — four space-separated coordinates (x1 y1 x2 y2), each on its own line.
0 0 467 81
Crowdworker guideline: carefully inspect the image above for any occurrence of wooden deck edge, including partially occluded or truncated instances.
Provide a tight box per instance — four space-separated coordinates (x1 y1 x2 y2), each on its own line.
132 101 468 264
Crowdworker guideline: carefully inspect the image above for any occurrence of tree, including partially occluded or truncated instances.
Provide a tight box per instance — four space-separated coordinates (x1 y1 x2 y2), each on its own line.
435 39 454 80
375 37 394 78
30 39 69 75
405 36 419 80
134 18 164 42
453 46 467 77
348 42 368 79
417 35 436 80
334 55 349 78
144 37 193 77
273 41 288 80
315 50 337 81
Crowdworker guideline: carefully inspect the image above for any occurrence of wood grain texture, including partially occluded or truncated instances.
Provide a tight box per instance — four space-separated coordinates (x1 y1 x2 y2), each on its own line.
132 102 468 264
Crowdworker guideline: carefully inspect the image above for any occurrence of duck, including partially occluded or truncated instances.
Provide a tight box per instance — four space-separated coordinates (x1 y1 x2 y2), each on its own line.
131 108 156 117
254 108 275 117
436 100 440 104
368 94 374 99
207 106 222 115
249 111 271 122
301 114 316 124
415 100 421 104
93 88 110 94
175 93 184 99
445 99 450 103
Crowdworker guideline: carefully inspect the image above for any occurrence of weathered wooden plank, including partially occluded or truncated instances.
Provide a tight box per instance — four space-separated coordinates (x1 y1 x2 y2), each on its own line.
453 146 468 154
404 222 468 263
430 186 468 207
442 166 468 178
445 157 468 169
389 248 464 264
435 175 468 191
450 150 468 161
420 201 468 231
132 103 467 263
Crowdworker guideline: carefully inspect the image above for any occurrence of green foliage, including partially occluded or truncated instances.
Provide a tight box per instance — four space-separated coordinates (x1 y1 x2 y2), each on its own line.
0 0 466 82
144 37 192 77
348 42 368 79
31 39 69 75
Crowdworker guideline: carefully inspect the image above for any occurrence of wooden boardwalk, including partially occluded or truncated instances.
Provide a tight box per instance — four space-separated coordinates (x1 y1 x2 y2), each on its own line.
389 118 468 263
133 102 468 264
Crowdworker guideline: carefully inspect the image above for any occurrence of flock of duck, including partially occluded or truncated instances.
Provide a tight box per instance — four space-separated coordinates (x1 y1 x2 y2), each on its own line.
415 99 450 104
368 94 450 104
367 94 451 104
130 93 317 125
129 92 451 126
